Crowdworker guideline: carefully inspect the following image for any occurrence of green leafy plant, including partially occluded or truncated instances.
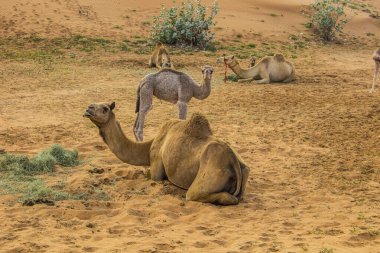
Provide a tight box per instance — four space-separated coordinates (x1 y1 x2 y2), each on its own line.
151 0 219 49
307 0 348 41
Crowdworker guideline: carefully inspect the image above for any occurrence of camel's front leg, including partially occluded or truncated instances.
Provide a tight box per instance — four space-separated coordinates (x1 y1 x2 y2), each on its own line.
187 192 239 205
237 77 254 83
177 101 188 120
371 61 379 93
149 157 166 181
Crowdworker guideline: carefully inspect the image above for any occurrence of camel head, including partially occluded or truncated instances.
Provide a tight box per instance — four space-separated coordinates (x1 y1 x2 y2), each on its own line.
83 102 115 127
249 56 256 67
201 65 214 80
216 55 238 67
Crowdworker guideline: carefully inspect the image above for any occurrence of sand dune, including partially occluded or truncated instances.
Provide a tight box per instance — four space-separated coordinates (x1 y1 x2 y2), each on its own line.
1 0 379 38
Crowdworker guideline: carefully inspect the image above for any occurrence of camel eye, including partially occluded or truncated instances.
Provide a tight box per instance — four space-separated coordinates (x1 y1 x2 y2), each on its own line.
103 107 109 113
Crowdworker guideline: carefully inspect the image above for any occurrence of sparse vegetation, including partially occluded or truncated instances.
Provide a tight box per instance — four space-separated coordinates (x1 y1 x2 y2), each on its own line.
226 74 239 82
306 0 348 41
0 144 79 175
319 248 334 253
150 0 219 49
0 144 80 203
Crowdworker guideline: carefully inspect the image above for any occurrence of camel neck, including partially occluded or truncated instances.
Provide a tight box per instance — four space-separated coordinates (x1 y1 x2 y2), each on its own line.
194 78 211 100
229 61 256 79
99 114 152 166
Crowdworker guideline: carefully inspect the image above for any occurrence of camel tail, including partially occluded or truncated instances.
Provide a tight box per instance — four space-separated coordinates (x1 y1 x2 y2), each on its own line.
231 152 242 197
135 85 141 113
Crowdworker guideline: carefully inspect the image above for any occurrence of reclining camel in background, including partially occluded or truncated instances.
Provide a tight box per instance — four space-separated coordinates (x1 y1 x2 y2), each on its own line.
134 66 214 141
84 102 249 205
218 54 296 84
149 42 173 69
371 48 380 92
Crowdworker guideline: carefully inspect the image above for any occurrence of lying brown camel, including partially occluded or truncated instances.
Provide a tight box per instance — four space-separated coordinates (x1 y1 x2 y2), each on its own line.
84 102 249 205
218 54 296 83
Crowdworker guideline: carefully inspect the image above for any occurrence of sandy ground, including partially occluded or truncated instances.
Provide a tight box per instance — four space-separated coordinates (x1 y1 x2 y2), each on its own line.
0 0 380 252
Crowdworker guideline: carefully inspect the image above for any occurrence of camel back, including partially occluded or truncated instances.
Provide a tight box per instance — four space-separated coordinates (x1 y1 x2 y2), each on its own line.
157 68 185 76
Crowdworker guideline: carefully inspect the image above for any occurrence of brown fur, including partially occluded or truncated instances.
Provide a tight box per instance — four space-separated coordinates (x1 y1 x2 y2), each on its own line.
84 102 250 205
218 54 296 84
149 43 173 69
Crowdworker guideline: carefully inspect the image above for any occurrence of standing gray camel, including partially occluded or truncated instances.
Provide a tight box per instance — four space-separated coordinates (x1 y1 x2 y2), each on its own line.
134 66 214 141
371 48 380 92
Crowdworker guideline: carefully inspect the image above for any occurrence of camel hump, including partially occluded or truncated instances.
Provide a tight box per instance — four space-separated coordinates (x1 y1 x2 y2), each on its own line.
274 54 285 62
158 68 183 75
184 113 213 139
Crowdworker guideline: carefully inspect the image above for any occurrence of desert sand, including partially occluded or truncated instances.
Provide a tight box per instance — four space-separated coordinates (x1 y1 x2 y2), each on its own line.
0 0 380 252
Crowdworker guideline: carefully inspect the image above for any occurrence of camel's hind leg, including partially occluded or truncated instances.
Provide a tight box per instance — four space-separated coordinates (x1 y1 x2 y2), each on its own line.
191 192 239 205
371 61 379 93
282 71 296 83
134 86 153 141
185 142 243 205
237 165 249 201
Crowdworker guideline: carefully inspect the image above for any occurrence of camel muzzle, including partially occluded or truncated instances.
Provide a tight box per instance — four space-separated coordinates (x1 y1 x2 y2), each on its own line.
83 109 94 117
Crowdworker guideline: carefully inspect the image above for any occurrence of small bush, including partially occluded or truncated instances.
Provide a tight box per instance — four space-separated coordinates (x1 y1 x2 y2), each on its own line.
46 144 79 167
307 0 348 41
119 42 129 51
151 0 219 49
24 180 71 201
0 144 79 175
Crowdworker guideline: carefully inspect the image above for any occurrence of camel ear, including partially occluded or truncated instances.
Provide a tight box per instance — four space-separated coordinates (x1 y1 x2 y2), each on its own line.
110 102 115 111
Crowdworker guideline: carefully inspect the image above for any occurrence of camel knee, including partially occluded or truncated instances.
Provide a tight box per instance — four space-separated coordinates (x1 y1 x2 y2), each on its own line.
133 129 143 141
185 191 200 202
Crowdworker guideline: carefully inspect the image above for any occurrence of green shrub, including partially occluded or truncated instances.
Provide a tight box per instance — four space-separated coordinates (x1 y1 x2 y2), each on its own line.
0 144 79 175
46 144 79 167
151 0 219 49
0 154 31 174
24 180 71 201
307 0 348 41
